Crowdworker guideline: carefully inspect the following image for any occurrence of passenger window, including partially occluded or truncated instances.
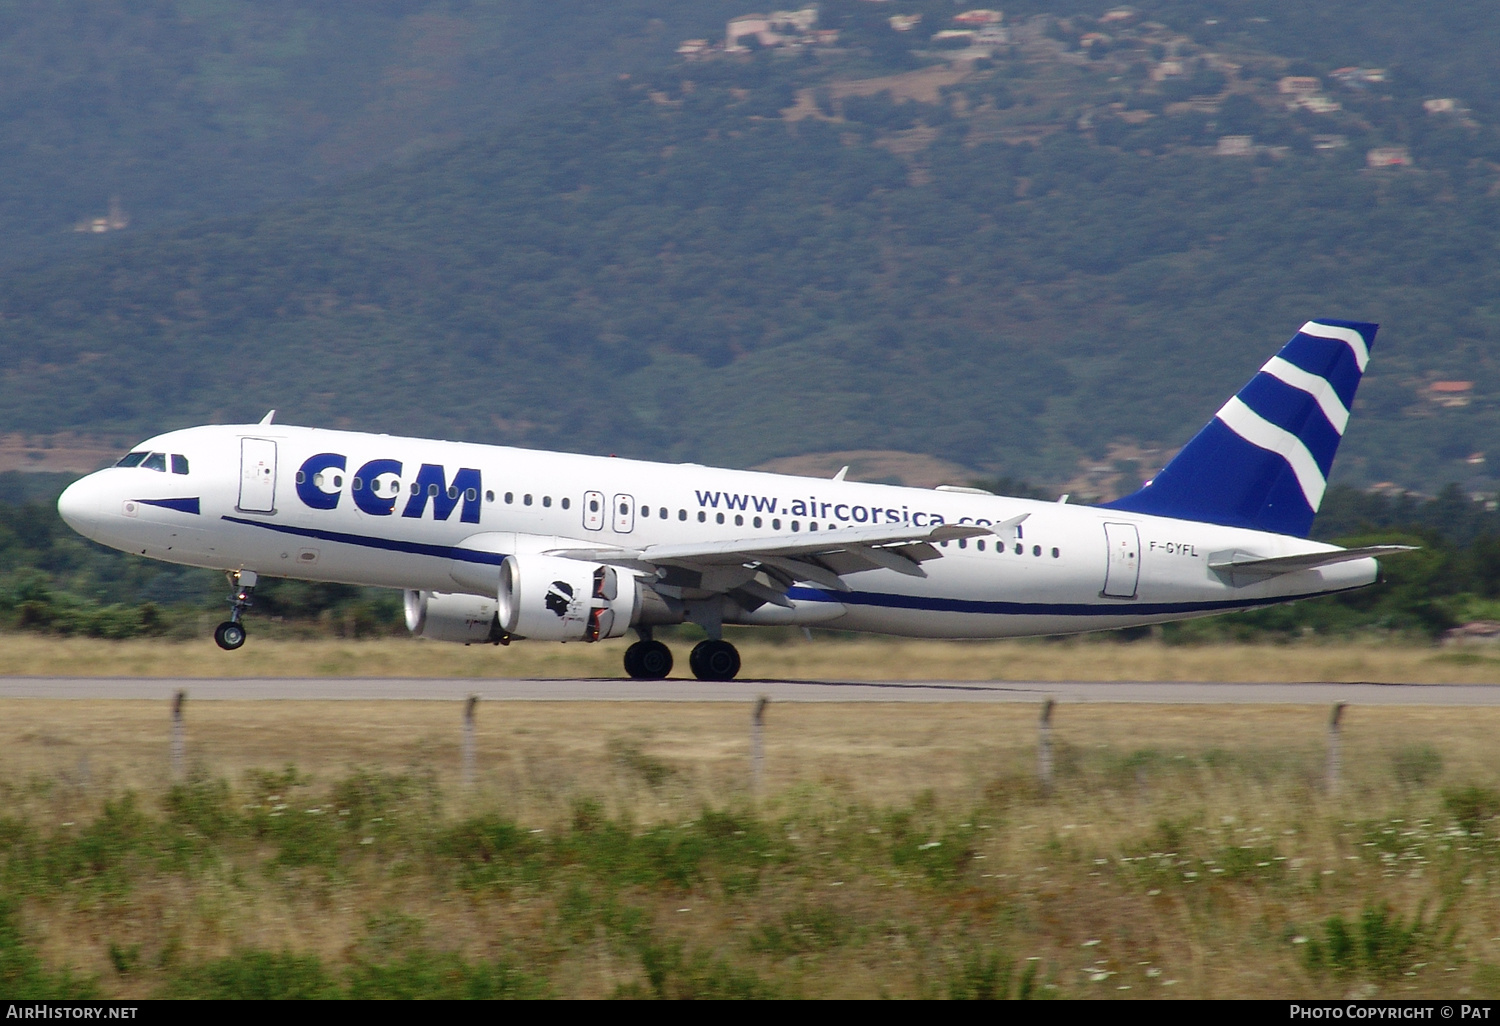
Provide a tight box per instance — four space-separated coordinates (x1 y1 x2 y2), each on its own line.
561 497 570 510
171 455 189 475
1052 547 1060 558
505 492 514 504
448 486 459 500
697 511 706 523
1033 545 1042 557
734 514 743 527
411 483 420 495
486 490 495 502
142 452 167 472
753 517 762 529
1014 543 1022 555
660 508 668 520
641 506 650 518
977 540 985 551
772 518 781 531
590 499 600 512
115 451 148 468
543 496 552 508
428 484 439 497
524 494 533 506
958 538 967 549
352 477 364 491
810 522 818 531
791 521 800 532
715 512 724 524
466 488 478 502
678 509 686 521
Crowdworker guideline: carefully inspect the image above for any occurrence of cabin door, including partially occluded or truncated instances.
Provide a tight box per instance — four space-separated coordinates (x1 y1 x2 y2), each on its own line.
237 438 277 514
1102 523 1140 599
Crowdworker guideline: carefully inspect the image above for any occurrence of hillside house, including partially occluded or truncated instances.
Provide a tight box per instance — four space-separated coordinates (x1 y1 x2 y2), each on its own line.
1287 94 1341 114
1278 76 1320 96
953 9 1003 26
726 8 817 51
1426 381 1473 408
1151 59 1185 81
1331 67 1387 90
1366 145 1412 168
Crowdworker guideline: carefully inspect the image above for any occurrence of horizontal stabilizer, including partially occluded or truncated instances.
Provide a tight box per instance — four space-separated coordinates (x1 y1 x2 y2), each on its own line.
1209 544 1416 577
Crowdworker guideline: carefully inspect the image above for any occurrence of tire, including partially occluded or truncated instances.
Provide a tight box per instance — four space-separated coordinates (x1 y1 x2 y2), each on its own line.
624 640 673 680
214 621 246 651
689 639 740 681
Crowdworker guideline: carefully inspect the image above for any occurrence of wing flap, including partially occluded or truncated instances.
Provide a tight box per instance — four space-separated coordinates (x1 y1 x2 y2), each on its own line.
1209 544 1416 577
544 522 993 591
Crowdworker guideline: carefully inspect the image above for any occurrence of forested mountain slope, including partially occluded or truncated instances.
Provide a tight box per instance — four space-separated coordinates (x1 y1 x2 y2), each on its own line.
5 1 1500 494
0 0 743 258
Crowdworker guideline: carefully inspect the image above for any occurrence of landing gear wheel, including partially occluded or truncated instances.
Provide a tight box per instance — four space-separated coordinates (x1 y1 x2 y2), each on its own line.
689 639 740 682
214 621 246 651
624 640 673 680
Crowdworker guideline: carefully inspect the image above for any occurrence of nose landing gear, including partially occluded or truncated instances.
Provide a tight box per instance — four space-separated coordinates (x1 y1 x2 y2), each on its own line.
213 570 258 651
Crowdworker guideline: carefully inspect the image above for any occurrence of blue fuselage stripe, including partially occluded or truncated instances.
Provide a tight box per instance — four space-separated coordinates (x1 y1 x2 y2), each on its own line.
785 585 1350 617
221 515 506 564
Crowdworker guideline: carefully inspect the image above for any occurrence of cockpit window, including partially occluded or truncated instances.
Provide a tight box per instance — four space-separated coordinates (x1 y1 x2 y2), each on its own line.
141 452 167 472
116 451 148 468
171 454 189 475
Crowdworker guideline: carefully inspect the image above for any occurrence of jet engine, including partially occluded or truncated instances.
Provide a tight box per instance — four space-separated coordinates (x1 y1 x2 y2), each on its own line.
404 590 506 644
497 554 639 642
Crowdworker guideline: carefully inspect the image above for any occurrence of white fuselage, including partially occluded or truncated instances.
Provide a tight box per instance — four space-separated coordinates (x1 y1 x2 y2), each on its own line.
57 424 1378 639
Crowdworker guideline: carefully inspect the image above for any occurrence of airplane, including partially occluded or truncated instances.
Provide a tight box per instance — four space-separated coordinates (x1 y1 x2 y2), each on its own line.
57 319 1410 681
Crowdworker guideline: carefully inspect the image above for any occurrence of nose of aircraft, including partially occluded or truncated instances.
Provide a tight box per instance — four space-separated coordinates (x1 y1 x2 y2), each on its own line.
57 474 105 539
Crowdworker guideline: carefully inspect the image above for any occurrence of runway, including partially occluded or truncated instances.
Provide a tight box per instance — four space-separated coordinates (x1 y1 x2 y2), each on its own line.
5 676 1500 704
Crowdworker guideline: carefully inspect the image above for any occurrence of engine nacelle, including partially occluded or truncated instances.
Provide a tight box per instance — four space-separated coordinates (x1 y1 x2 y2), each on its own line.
497 554 639 642
404 590 505 644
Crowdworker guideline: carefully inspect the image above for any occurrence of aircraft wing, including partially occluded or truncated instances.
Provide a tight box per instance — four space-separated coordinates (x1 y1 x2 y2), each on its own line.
545 518 1016 598
1208 544 1417 578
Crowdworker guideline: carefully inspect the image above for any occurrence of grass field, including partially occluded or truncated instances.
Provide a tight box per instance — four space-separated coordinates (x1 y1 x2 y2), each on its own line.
3 695 1500 998
4 631 1500 683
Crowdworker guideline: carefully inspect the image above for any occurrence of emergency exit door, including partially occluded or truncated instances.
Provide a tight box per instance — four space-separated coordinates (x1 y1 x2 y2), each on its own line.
612 494 635 534
1102 522 1140 599
238 437 277 513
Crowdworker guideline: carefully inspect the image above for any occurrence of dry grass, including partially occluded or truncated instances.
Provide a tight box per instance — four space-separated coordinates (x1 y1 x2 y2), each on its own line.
5 698 1500 998
4 631 1500 683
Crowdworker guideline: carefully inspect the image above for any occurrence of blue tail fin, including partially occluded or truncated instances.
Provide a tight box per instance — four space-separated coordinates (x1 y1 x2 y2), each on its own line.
1101 319 1378 537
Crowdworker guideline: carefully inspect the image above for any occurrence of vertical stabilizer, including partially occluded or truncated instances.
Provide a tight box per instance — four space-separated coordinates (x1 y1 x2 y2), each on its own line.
1101 319 1378 537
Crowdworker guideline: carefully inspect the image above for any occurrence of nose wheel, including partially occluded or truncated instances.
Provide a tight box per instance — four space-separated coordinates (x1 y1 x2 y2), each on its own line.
214 570 258 651
214 621 246 651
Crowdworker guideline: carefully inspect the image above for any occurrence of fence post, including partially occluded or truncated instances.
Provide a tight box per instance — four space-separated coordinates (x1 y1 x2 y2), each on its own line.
170 690 186 781
751 696 768 795
1038 698 1055 794
463 695 478 790
1326 702 1346 793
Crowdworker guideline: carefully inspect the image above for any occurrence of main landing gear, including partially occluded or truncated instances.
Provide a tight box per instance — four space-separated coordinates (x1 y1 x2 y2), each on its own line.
213 570 257 651
621 631 742 681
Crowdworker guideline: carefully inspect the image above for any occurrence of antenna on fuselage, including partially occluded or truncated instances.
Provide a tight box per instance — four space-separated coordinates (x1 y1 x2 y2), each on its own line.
832 466 849 481
258 410 276 425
